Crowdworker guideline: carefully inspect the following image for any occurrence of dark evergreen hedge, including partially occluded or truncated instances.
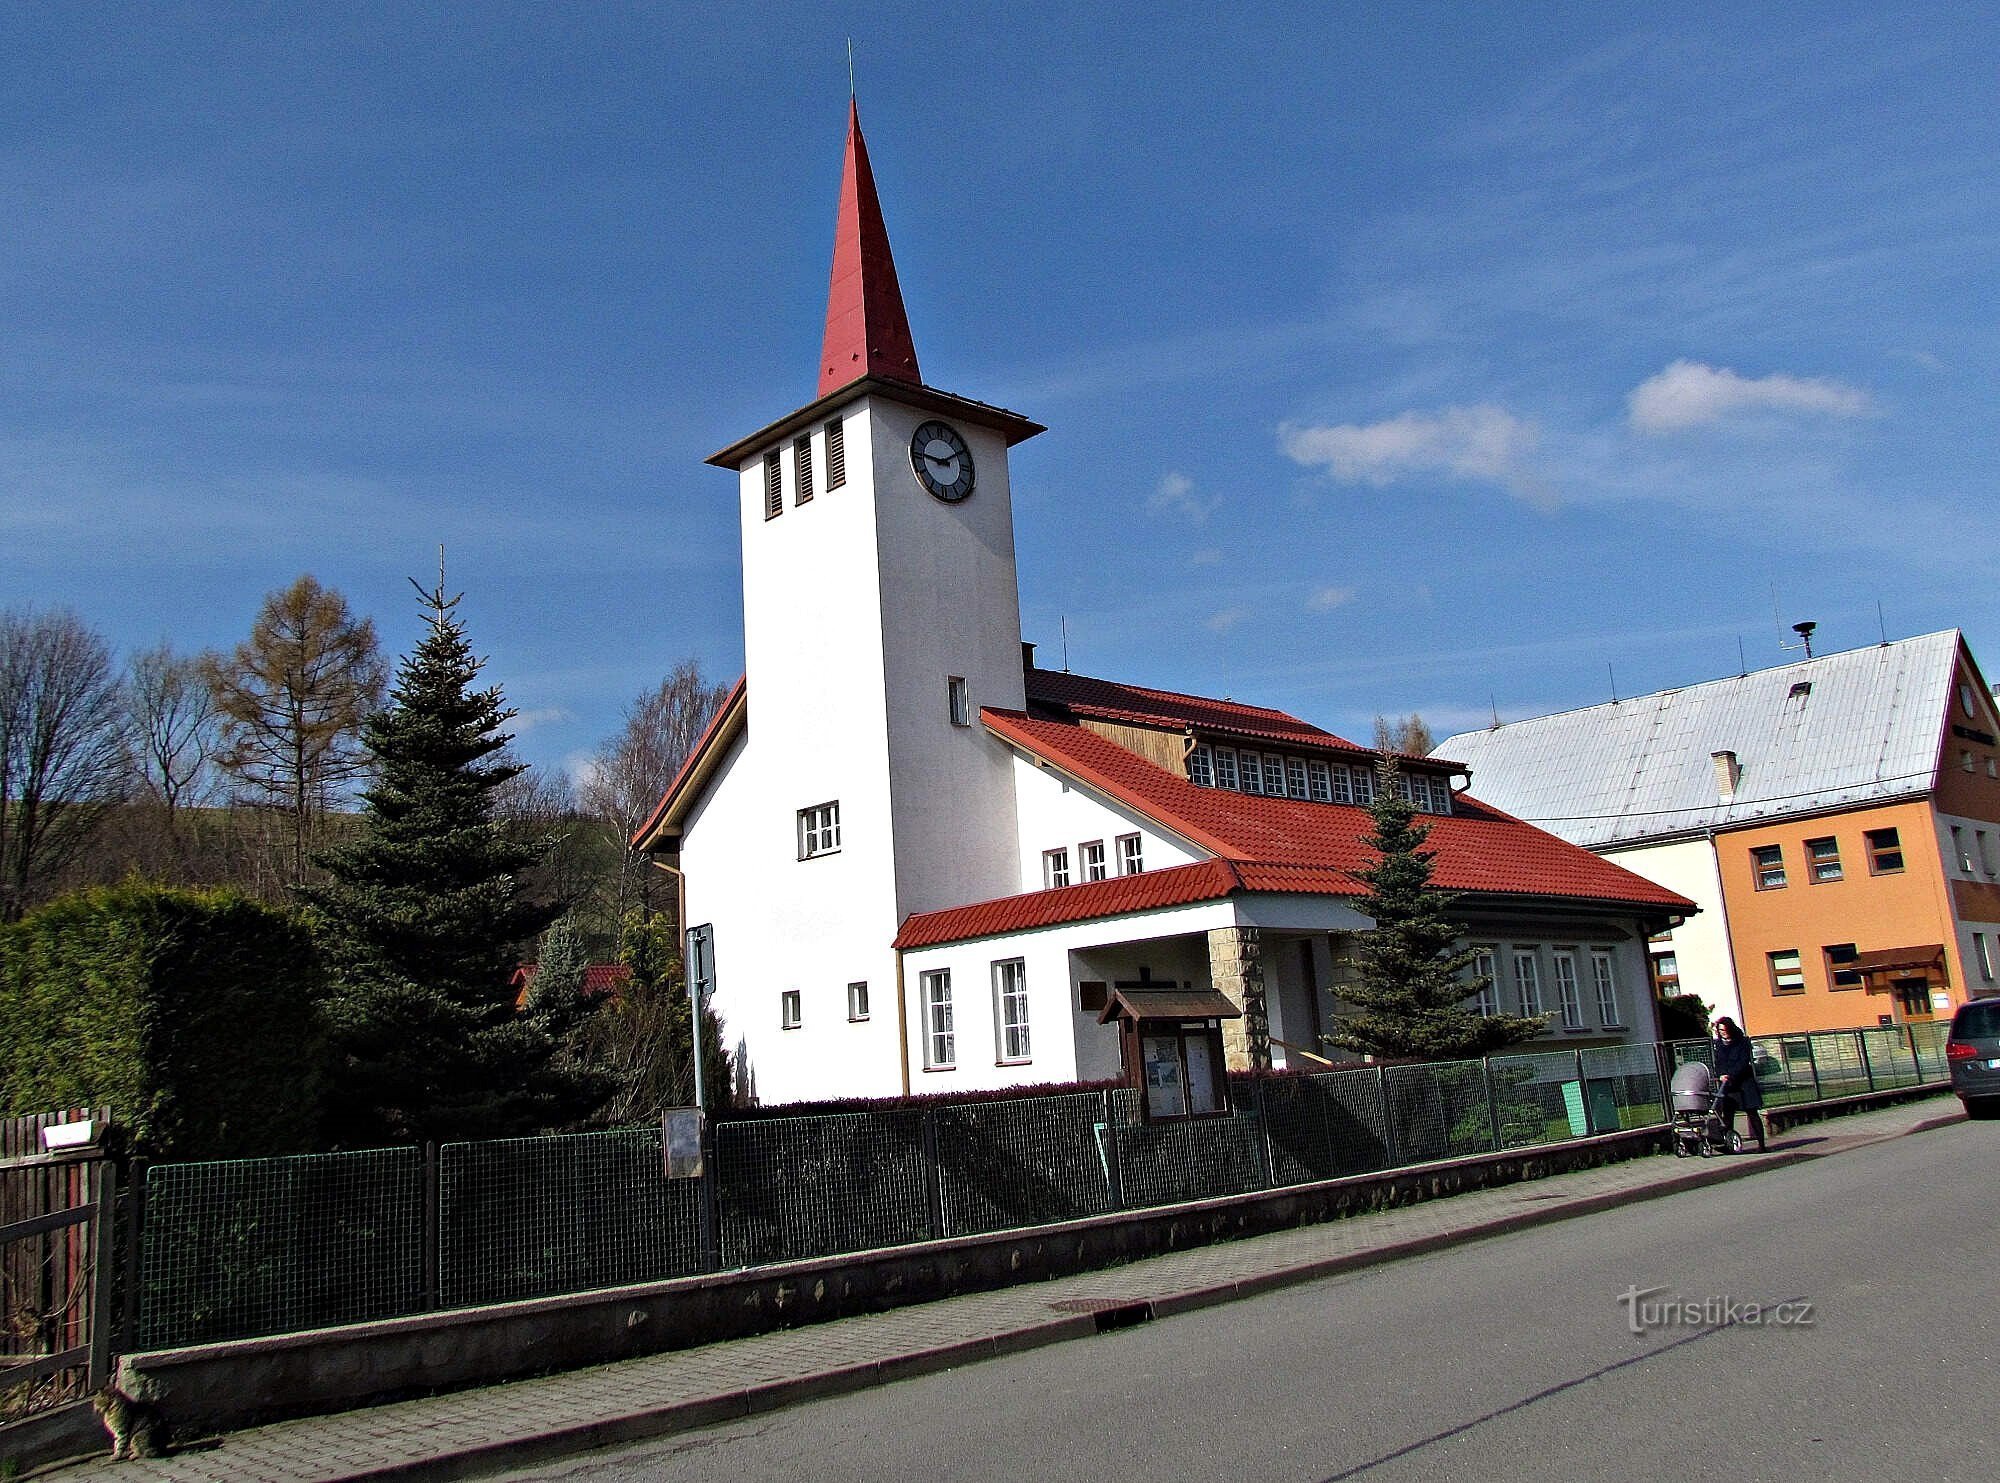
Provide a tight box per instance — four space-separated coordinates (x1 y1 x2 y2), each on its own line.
0 884 328 1160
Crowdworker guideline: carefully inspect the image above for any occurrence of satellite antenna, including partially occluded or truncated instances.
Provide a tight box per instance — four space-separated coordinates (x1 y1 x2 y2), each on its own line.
1791 621 1817 659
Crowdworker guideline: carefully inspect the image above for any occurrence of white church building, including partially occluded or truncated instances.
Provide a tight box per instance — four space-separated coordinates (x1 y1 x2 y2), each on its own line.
634 105 1693 1108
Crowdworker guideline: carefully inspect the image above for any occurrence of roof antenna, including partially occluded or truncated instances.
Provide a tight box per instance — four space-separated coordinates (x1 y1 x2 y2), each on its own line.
1877 599 1889 646
1060 615 1071 673
1737 636 1748 677
1607 662 1619 704
846 37 855 97
1488 694 1500 730
1791 620 1817 658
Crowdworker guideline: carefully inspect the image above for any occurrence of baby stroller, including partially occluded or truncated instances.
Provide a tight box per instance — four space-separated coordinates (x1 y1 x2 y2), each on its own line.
1669 1060 1744 1157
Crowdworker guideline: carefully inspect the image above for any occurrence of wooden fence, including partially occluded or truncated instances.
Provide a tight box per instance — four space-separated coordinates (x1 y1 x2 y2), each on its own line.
1 1106 117 1423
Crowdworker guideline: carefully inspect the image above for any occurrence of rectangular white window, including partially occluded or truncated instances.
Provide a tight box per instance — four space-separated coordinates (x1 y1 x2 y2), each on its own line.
1043 848 1071 888
1553 952 1583 1029
1188 743 1214 787
921 969 954 1069
824 416 846 489
798 801 841 858
763 450 782 520
1768 949 1805 995
1262 754 1288 796
1471 949 1497 1017
1285 756 1310 799
1212 747 1239 791
793 433 814 505
847 981 870 1020
1513 952 1542 1017
1117 833 1144 875
1954 825 1974 874
1351 766 1376 805
1805 836 1842 883
993 959 1030 1062
1308 759 1333 803
1239 751 1263 795
1591 952 1621 1026
947 675 970 726
1080 840 1107 882
780 989 801 1029
1977 933 1996 983
1329 764 1353 804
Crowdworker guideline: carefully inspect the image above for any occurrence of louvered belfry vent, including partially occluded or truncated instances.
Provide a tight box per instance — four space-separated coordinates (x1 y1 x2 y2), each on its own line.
825 417 846 490
764 450 782 520
794 434 814 505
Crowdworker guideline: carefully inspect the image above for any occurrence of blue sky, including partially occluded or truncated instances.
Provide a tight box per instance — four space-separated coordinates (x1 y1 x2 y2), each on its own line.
6 2 1996 775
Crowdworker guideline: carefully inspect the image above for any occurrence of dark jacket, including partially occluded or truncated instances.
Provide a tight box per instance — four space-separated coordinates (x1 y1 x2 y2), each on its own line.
1713 1034 1764 1111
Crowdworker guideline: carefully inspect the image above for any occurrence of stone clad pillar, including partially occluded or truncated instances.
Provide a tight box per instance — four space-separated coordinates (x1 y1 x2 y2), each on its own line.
1209 924 1270 1071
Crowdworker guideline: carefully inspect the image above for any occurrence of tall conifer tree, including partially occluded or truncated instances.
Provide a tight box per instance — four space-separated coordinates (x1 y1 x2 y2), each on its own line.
1324 755 1547 1060
308 573 603 1143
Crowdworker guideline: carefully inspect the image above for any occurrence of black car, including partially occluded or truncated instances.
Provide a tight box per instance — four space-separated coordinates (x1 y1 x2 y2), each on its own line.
1947 998 2000 1118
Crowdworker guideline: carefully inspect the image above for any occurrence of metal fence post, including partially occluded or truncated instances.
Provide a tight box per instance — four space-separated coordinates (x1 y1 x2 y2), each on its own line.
1904 1023 1922 1082
1653 1040 1675 1122
1100 1088 1125 1210
1574 1050 1591 1136
920 1108 944 1241
1857 1029 1877 1092
1377 1063 1397 1166
422 1142 440 1311
1482 1056 1504 1151
88 1156 120 1389
1805 1036 1823 1102
1252 1078 1277 1188
698 1120 723 1272
120 1159 147 1352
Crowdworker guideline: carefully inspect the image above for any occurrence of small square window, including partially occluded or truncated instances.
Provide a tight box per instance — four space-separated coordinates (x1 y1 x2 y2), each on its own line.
1825 943 1863 990
1651 951 1680 997
1262 754 1288 796
780 989 802 1029
1768 949 1805 995
1117 833 1143 876
1285 756 1310 799
798 801 841 858
1308 760 1333 802
847 981 870 1021
1866 827 1904 874
1328 764 1354 805
947 675 970 727
1239 751 1263 795
1043 848 1071 888
1188 744 1214 788
1805 836 1842 883
1212 747 1239 791
1080 840 1107 882
1751 844 1787 890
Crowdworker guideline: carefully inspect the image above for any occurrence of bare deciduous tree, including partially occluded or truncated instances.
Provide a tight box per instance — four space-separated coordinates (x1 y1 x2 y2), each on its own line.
0 608 130 919
1372 713 1435 757
580 660 731 931
123 641 224 871
203 575 386 893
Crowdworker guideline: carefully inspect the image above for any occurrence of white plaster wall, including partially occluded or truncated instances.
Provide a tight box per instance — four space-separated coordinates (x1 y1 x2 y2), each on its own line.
899 902 1237 1094
1010 753 1202 890
1601 837 1739 1025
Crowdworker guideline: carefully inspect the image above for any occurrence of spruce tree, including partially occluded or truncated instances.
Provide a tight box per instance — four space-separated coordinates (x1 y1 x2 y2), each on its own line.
1324 755 1548 1060
307 576 603 1143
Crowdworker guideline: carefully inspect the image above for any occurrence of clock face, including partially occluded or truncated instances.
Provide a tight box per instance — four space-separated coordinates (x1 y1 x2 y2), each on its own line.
910 421 975 502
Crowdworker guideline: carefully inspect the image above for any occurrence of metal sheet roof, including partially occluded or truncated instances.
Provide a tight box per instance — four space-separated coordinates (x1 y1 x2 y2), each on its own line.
1433 631 1962 849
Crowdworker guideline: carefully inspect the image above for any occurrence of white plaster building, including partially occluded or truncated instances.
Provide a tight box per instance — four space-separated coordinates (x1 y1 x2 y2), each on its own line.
635 106 1691 1106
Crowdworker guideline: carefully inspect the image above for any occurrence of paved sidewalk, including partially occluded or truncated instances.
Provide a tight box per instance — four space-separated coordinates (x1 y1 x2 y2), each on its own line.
54 1095 1960 1483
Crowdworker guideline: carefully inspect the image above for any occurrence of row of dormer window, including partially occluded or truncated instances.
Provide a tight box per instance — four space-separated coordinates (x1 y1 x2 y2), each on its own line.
764 416 847 519
1187 743 1453 813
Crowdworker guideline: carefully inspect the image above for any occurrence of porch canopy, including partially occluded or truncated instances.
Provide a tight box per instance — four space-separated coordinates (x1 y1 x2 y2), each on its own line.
1855 944 1948 990
1096 985 1242 1026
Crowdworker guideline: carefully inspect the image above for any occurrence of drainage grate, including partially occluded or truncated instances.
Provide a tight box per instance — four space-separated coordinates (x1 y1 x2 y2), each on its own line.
1050 1296 1156 1332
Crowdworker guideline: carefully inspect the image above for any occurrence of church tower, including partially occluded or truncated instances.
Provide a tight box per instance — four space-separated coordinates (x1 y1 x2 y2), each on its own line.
687 104 1044 1098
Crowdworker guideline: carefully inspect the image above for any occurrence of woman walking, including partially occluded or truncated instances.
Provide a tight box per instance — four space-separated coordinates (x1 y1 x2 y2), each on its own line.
1712 1016 1767 1152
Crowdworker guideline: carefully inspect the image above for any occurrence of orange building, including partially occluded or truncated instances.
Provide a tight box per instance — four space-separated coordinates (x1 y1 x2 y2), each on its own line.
1439 630 2000 1036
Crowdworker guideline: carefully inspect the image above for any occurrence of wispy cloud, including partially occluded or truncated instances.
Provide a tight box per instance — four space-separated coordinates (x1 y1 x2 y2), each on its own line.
1204 607 1250 634
511 706 571 734
1279 405 1548 504
1307 585 1357 611
1147 470 1216 522
1187 547 1226 568
1627 360 1873 433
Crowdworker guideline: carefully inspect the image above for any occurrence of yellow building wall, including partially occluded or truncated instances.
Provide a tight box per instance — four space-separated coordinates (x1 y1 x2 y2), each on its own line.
1717 799 1963 1036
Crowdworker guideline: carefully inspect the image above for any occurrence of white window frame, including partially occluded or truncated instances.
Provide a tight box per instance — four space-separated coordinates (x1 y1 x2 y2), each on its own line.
847 981 870 1021
1591 950 1622 1026
1308 759 1333 803
1768 948 1805 995
1953 825 1974 874
993 958 1031 1063
1043 848 1071 888
1117 833 1144 876
780 989 801 1030
1285 756 1310 799
1351 766 1376 805
798 801 841 859
947 675 970 727
1329 763 1353 805
920 969 955 1069
1512 951 1542 1018
1213 747 1239 791
1188 743 1214 787
1239 750 1263 795
1552 951 1583 1030
1470 948 1497 1017
1262 754 1288 796
1080 839 1107 882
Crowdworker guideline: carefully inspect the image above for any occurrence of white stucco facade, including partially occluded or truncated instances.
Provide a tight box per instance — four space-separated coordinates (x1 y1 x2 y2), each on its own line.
1601 836 1741 1026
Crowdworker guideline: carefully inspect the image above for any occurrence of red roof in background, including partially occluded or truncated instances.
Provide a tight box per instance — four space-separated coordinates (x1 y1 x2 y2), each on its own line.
1026 667 1374 756
891 708 1694 948
818 100 921 398
510 962 634 1009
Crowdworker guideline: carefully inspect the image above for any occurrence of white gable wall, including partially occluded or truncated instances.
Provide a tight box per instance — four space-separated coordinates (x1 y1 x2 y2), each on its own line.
1010 751 1203 888
1600 837 1742 1026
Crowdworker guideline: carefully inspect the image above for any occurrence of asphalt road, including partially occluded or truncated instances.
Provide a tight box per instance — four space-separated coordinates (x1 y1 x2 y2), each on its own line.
502 1120 1995 1483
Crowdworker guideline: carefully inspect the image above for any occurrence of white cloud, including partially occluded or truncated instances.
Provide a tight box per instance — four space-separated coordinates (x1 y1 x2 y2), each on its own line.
1279 405 1545 502
1205 607 1250 634
1307 585 1357 611
1187 547 1226 568
511 706 571 735
1627 360 1872 433
1147 470 1216 522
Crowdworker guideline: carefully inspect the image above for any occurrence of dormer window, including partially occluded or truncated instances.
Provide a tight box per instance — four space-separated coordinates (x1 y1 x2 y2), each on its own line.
1181 740 1450 813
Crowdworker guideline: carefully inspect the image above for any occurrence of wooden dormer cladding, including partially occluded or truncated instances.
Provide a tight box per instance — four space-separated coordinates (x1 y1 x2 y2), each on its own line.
1077 718 1194 775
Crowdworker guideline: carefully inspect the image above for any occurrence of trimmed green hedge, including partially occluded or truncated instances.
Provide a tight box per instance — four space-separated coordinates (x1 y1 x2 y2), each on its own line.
0 885 328 1160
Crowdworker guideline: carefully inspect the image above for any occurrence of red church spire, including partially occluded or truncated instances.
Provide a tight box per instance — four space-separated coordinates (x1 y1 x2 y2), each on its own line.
818 100 922 397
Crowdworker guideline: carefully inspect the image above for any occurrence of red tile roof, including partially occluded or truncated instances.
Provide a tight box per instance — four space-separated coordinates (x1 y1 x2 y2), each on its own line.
1026 667 1375 756
818 100 922 397
510 962 634 1009
892 708 1693 948
631 676 747 850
